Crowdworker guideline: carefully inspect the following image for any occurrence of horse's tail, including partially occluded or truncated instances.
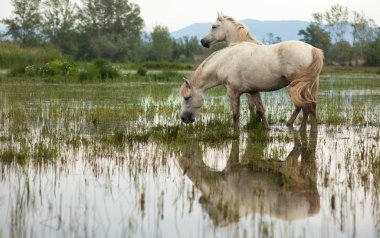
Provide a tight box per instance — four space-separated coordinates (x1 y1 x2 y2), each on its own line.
287 48 324 107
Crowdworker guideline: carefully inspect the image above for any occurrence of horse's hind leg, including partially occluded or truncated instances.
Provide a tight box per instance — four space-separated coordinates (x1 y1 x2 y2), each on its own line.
250 92 270 130
300 103 318 133
300 106 309 132
309 102 318 133
287 106 301 127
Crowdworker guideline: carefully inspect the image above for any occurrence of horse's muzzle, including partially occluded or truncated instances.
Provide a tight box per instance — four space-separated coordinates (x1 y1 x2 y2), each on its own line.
200 39 210 48
181 112 195 123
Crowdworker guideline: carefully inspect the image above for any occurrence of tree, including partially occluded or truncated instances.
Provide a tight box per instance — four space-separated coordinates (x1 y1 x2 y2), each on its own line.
78 0 144 61
172 36 204 62
324 4 349 43
298 23 331 53
309 4 353 65
149 25 173 61
329 40 353 65
1 0 42 46
365 37 380 66
351 11 377 65
262 33 282 44
41 0 78 54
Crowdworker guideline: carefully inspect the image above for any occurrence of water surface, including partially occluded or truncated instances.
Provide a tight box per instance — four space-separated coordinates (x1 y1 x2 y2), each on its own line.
0 74 379 237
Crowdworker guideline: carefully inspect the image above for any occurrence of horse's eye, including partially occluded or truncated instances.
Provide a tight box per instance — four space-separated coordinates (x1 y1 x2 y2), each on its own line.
184 96 190 101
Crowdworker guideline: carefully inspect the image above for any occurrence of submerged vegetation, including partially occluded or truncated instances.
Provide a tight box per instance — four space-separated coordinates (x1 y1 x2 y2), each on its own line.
0 72 380 237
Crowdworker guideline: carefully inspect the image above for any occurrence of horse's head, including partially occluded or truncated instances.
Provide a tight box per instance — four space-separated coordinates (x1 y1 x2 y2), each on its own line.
201 12 230 48
179 79 204 123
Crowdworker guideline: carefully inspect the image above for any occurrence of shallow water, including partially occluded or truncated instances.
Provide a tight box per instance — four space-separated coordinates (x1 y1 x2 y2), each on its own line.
0 74 380 237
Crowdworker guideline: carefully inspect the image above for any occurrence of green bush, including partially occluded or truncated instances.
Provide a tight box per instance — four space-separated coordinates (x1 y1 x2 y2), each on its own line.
78 68 96 81
47 59 78 76
137 67 147 76
78 58 119 81
9 64 27 76
92 58 119 79
14 59 78 77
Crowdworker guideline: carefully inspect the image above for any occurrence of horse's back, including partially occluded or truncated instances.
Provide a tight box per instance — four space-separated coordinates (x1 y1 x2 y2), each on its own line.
271 41 315 77
217 42 287 91
216 41 317 92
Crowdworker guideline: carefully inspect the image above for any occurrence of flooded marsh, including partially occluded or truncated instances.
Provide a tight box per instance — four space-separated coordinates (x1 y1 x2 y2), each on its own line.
0 73 380 237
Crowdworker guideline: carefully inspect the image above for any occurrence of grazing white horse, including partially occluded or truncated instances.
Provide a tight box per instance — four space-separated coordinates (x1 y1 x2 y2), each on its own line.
200 13 308 128
180 41 324 132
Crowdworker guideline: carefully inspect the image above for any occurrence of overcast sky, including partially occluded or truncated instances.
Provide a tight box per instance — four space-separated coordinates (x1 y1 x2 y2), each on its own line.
1 0 379 31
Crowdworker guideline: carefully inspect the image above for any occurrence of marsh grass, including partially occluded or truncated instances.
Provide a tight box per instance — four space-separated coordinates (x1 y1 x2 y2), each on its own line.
0 42 62 69
0 72 380 237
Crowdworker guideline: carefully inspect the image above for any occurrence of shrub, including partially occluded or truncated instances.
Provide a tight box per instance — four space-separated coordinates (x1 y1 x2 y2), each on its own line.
92 58 119 80
78 69 96 81
9 64 27 76
47 59 78 76
137 67 147 76
14 59 78 77
77 58 119 81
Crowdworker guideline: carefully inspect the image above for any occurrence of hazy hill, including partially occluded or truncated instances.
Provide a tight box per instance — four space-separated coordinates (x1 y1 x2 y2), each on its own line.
171 19 310 41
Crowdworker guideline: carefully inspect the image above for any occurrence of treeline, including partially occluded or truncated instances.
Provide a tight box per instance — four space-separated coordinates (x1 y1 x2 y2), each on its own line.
298 4 380 66
1 1 380 66
0 0 212 63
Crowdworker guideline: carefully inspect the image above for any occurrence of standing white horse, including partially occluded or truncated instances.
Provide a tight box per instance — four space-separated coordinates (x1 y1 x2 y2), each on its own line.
200 13 306 128
180 41 323 132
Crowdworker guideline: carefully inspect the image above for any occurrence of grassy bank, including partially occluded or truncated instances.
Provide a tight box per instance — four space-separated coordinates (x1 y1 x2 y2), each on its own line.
1 41 380 83
0 41 63 69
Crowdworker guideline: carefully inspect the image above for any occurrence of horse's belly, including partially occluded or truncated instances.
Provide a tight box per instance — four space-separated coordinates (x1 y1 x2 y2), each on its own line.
242 74 289 93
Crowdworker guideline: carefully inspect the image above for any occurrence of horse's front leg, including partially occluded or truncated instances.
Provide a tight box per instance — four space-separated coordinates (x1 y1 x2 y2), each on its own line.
250 92 270 130
227 89 241 126
245 93 256 118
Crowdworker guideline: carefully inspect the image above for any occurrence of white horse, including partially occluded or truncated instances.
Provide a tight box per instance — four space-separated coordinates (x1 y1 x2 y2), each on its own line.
200 13 306 128
180 41 323 132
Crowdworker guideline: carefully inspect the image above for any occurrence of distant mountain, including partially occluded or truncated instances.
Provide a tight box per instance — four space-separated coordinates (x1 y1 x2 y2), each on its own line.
171 19 310 42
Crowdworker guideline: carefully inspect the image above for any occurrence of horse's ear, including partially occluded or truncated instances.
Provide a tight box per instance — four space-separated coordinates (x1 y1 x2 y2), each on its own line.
184 78 190 88
217 11 225 22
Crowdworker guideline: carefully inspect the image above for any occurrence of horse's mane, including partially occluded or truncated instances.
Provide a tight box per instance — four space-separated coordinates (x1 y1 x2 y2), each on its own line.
223 16 263 45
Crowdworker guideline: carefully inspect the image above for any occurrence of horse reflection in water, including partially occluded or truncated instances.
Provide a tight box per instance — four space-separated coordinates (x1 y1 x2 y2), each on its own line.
177 131 319 226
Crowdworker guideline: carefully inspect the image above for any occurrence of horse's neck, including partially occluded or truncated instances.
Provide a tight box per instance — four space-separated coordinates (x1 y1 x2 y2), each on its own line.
194 72 221 93
226 34 242 45
197 77 220 93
